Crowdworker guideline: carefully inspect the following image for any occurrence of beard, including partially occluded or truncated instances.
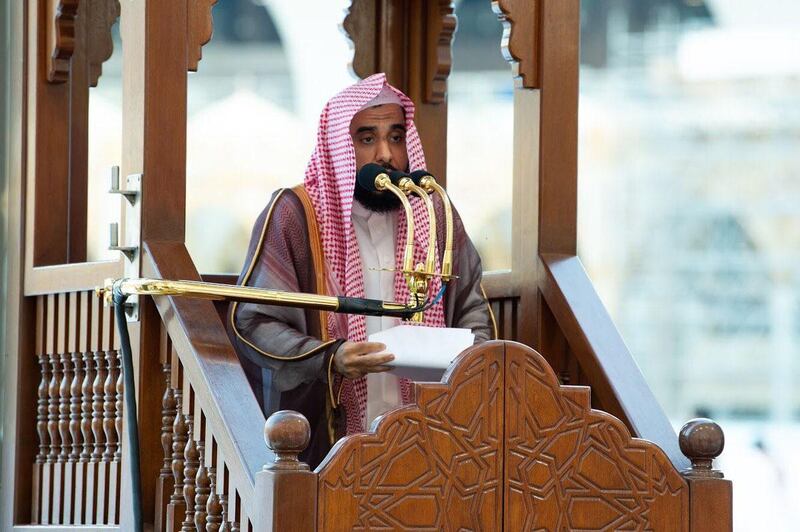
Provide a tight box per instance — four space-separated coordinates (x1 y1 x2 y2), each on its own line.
353 163 403 212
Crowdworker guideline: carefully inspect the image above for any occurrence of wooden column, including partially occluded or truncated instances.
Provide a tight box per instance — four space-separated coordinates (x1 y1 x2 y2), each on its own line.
121 0 188 247
493 0 580 353
344 0 456 185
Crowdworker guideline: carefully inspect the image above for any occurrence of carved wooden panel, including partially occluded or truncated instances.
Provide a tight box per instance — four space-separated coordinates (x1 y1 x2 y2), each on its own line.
493 0 541 88
317 342 503 531
504 342 689 530
188 0 218 72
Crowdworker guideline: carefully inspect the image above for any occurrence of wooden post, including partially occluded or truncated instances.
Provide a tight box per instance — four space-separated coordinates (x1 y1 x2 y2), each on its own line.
254 411 317 532
679 419 733 532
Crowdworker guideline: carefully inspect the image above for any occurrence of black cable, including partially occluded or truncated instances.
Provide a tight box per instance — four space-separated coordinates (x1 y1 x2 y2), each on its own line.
112 286 143 532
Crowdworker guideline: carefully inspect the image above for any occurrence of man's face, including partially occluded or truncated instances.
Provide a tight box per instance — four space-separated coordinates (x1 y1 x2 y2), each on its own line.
349 104 408 173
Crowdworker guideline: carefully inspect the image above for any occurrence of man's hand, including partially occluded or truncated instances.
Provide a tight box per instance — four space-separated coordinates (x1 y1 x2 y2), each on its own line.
333 341 395 379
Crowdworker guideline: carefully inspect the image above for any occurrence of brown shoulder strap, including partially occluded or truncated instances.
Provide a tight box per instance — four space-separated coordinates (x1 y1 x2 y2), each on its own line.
292 184 329 342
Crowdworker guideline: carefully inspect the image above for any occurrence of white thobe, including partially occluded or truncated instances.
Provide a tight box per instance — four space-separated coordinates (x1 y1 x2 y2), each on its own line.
350 200 403 428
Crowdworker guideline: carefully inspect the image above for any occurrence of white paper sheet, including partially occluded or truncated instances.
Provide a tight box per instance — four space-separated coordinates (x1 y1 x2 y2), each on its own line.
368 325 475 381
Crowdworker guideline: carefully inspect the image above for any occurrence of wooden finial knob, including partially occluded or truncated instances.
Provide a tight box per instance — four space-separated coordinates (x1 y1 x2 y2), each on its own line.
679 418 725 478
263 410 310 471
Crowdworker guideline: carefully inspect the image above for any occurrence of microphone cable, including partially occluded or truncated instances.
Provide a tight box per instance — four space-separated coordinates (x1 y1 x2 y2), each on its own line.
111 287 143 532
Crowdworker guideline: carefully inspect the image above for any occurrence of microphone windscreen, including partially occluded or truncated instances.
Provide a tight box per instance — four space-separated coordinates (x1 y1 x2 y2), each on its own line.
409 169 433 185
388 170 410 185
356 163 388 192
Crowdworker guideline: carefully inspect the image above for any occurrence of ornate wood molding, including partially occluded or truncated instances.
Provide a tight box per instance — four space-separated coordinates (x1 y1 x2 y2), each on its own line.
187 0 218 72
343 0 455 104
425 0 457 103
46 0 80 83
45 0 120 85
86 0 121 87
492 0 541 89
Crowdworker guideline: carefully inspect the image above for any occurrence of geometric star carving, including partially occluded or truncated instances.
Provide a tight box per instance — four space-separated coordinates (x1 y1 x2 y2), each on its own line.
315 341 689 531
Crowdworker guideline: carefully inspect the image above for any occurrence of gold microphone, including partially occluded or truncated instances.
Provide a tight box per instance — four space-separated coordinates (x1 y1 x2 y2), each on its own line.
410 170 454 281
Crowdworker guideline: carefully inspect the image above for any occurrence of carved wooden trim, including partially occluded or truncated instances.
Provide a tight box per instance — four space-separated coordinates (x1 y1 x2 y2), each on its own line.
317 342 504 530
424 0 456 103
86 0 121 87
187 0 218 72
46 0 80 83
343 0 455 104
45 0 120 85
317 341 690 529
492 0 542 88
504 342 689 530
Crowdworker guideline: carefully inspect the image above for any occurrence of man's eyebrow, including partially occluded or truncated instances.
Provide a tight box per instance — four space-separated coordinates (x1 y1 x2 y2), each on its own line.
391 123 407 131
354 126 377 135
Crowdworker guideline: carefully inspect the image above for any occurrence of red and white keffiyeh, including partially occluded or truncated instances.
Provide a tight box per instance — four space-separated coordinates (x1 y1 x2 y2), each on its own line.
304 73 446 434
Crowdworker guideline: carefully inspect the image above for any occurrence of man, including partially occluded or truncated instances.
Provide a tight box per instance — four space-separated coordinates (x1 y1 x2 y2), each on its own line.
229 73 494 467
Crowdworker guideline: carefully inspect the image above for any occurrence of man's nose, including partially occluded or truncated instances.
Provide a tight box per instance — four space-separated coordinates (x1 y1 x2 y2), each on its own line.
375 139 392 165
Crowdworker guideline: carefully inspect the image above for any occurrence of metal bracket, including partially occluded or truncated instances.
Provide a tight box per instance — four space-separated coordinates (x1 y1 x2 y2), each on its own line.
108 222 138 262
109 166 141 205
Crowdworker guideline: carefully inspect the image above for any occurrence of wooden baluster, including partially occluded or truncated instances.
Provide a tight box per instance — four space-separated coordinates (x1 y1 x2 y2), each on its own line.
48 352 63 464
66 350 83 524
220 493 230 532
72 291 91 524
182 418 199 531
167 390 188 529
102 349 119 523
79 348 95 524
33 352 51 523
194 441 209 531
46 350 63 524
103 350 118 461
114 353 123 462
58 350 73 523
206 466 223 532
108 350 122 524
69 350 84 461
91 349 108 523
36 353 51 462
155 363 176 532
91 351 107 460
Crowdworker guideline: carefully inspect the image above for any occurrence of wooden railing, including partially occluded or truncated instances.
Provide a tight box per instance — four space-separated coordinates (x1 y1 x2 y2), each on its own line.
144 241 272 531
30 290 123 526
22 258 731 530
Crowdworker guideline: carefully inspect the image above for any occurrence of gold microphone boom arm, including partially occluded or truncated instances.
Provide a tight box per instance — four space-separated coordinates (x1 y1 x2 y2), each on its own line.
96 278 423 319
